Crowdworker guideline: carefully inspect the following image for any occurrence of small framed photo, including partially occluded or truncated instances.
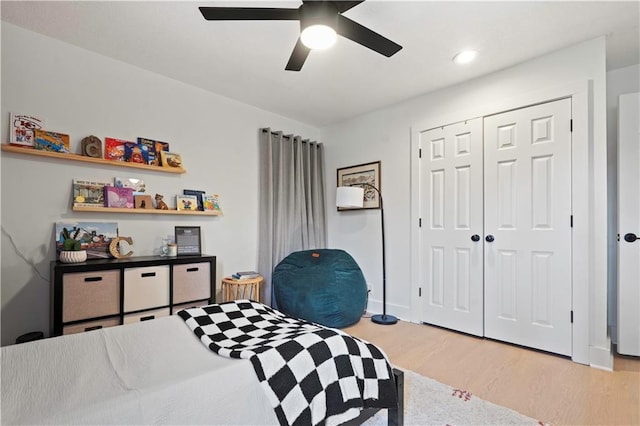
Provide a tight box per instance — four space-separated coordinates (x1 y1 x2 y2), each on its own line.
175 226 201 256
134 194 153 209
176 195 198 211
337 161 381 210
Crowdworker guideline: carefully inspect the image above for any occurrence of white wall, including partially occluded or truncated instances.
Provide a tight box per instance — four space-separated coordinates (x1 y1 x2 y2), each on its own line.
605 64 640 342
0 22 631 367
0 23 320 346
323 37 612 368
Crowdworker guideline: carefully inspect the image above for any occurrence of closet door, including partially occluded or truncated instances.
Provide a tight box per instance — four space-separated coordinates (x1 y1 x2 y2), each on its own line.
483 98 572 356
617 92 640 356
419 119 484 336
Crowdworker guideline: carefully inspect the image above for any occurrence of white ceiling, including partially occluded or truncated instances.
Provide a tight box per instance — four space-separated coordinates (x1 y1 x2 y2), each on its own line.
2 1 639 127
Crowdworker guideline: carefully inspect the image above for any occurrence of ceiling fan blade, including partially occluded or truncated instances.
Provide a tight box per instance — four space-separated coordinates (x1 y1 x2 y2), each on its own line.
199 7 299 21
336 14 402 57
285 38 311 71
302 0 364 13
332 1 365 13
302 1 364 13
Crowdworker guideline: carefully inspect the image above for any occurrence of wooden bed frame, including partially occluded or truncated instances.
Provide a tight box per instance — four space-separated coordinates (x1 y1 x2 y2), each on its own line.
347 368 405 426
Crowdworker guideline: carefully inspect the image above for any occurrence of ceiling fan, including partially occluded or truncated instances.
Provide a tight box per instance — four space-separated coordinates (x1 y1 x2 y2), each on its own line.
199 1 402 71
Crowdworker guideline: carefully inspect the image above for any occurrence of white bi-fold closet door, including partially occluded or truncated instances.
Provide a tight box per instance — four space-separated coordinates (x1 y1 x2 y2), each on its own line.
419 98 573 356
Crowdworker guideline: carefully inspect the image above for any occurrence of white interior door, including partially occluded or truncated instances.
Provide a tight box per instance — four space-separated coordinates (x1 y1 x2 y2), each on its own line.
483 98 572 356
617 92 640 356
419 119 484 336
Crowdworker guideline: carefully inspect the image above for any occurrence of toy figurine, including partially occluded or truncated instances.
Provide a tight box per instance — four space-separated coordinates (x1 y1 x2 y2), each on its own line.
155 193 169 210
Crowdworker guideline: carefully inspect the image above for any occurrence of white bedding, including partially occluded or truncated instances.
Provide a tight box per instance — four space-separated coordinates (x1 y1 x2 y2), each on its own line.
1 315 278 425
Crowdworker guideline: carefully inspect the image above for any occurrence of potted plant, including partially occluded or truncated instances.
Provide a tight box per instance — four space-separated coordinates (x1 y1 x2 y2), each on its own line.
59 227 87 263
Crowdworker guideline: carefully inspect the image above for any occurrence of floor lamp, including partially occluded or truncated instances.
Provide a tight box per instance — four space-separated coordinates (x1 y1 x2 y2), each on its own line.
336 184 398 325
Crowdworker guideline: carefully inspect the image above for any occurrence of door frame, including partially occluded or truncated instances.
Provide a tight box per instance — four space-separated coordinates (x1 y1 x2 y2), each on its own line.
410 81 610 367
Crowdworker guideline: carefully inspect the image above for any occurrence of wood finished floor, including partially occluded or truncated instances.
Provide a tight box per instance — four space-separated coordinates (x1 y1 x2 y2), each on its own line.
343 318 640 426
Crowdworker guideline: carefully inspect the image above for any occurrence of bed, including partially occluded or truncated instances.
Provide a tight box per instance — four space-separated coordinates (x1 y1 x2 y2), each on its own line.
1 300 403 425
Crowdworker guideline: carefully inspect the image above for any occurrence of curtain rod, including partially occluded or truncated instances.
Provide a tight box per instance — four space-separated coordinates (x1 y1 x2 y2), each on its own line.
261 128 321 146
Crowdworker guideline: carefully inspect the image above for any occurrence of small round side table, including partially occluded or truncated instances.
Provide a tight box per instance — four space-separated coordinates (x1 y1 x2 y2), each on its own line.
221 276 263 303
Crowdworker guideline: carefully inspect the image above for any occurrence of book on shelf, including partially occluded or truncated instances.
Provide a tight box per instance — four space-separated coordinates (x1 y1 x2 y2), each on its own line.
183 189 205 211
203 194 222 212
232 271 260 280
9 113 45 147
123 142 150 164
104 137 130 161
137 137 170 166
160 151 182 168
104 186 134 208
34 130 70 153
72 178 112 207
114 177 146 194
176 195 198 211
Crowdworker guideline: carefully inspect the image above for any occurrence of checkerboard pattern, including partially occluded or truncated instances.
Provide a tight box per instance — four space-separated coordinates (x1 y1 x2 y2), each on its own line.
178 300 397 426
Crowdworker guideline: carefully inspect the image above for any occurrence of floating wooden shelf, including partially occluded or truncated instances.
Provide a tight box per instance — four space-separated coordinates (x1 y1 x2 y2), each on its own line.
72 205 222 216
1 144 186 174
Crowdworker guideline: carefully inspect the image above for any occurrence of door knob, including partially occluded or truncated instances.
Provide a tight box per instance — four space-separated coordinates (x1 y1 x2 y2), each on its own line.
485 235 495 243
624 233 639 243
471 234 480 242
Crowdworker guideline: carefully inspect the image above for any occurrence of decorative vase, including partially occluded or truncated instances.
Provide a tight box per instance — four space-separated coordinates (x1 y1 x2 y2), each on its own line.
59 250 87 264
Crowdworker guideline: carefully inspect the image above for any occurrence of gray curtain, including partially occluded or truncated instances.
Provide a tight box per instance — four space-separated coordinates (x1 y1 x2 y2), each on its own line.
258 128 327 306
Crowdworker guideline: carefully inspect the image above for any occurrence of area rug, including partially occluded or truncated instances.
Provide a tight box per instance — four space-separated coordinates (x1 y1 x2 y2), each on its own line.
363 369 547 426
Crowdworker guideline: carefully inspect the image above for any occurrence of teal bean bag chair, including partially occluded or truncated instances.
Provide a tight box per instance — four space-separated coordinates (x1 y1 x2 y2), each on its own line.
272 249 367 328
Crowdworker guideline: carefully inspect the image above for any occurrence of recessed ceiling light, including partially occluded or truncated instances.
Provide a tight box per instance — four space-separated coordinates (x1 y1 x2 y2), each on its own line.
453 50 477 65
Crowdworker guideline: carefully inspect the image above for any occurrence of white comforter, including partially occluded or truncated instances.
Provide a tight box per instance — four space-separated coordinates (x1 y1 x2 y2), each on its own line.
1 315 278 425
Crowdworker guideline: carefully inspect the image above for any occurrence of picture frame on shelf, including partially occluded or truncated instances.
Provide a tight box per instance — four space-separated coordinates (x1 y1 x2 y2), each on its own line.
175 226 201 256
336 161 381 210
134 194 154 209
54 221 118 259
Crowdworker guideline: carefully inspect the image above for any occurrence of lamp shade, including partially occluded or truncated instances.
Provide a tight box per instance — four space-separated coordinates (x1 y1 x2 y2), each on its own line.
336 186 364 208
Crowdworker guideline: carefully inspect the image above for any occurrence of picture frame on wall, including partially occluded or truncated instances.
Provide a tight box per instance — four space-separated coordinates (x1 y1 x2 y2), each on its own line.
175 226 201 256
337 161 381 210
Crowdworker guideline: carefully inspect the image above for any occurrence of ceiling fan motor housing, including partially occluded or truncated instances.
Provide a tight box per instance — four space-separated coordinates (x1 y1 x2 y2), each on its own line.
299 2 339 32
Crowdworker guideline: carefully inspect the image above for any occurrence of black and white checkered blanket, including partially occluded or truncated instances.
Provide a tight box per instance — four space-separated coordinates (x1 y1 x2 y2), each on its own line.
178 300 397 426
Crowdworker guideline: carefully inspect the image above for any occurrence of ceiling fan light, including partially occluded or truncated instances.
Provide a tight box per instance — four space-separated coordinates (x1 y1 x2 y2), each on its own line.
453 50 477 64
301 24 337 50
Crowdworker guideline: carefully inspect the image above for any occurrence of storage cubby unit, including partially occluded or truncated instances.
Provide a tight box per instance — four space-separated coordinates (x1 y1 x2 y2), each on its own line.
51 255 216 336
